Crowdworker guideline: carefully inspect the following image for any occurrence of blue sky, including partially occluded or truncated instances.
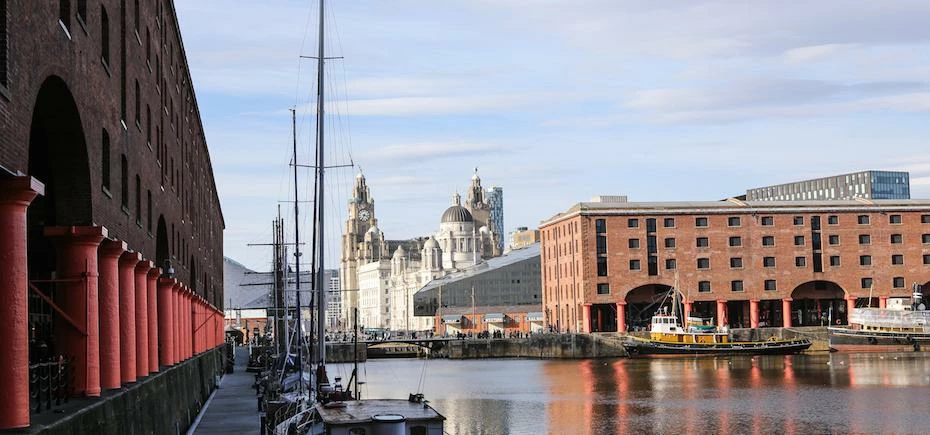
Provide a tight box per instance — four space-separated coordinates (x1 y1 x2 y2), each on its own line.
175 1 930 271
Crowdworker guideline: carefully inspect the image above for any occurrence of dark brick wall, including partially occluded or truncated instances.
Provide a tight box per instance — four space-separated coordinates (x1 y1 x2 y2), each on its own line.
0 2 224 308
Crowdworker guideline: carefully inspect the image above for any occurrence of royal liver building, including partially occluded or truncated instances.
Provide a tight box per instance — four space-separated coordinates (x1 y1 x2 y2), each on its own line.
339 170 503 331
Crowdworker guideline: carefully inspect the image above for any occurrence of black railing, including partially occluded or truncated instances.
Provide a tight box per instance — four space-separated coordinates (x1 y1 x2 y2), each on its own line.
29 355 72 414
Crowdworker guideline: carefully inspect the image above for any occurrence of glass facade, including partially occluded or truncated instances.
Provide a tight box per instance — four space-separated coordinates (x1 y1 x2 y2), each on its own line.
486 187 504 253
746 170 910 201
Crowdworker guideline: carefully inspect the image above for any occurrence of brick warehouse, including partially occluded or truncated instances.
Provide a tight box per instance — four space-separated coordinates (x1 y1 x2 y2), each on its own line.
540 198 930 334
0 2 224 431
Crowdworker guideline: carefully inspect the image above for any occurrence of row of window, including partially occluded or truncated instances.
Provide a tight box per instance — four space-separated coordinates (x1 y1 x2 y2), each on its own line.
627 254 930 272
1 0 8 88
597 276 908 295
615 214 930 230
621 233 930 250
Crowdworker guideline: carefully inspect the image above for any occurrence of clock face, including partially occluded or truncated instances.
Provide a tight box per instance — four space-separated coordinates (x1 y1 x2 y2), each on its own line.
358 208 371 221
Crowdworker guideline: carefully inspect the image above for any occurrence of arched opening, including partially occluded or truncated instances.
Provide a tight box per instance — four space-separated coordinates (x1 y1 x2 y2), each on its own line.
26 75 93 362
789 281 847 326
624 284 680 331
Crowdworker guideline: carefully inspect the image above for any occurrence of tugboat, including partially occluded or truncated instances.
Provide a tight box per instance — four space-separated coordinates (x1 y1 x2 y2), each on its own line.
828 283 930 352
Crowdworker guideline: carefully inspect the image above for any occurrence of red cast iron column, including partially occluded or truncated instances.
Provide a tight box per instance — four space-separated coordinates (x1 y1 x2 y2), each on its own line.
0 176 42 429
750 299 760 329
97 239 126 390
157 277 176 366
616 302 626 333
172 282 182 362
118 251 140 383
134 260 153 377
782 298 793 327
147 267 160 372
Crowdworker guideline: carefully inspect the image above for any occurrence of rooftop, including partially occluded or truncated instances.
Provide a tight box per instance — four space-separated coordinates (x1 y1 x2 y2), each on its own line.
417 243 540 295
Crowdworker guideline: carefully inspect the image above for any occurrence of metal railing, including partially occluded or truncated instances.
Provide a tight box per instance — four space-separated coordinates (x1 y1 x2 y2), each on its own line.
29 355 72 414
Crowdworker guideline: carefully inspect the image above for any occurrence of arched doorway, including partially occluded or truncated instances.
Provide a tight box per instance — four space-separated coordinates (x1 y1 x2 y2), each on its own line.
624 284 680 331
26 76 93 362
790 281 846 326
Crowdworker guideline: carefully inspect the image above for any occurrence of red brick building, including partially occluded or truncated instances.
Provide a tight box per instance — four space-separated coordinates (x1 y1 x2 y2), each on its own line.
0 2 223 430
540 199 930 334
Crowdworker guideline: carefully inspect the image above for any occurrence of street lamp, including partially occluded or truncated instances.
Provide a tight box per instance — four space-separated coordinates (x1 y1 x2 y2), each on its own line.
162 259 175 278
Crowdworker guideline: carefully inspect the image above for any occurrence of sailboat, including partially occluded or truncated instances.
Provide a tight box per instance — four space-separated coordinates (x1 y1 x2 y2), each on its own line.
272 1 445 433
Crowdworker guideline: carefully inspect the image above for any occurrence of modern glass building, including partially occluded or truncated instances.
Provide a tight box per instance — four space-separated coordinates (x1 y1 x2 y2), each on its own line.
746 170 910 201
486 186 505 253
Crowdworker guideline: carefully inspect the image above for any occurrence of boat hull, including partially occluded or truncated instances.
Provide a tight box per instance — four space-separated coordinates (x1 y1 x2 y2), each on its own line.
622 338 812 357
828 327 930 352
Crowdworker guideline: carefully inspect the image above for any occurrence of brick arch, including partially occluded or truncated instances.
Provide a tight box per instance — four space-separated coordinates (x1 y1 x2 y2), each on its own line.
789 280 849 326
623 283 681 329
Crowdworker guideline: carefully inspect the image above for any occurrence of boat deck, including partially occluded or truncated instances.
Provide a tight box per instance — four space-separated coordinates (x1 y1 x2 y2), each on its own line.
191 346 260 434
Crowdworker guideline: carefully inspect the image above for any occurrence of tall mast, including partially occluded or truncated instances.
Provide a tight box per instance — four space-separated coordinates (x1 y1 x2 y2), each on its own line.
290 107 304 397
314 0 328 370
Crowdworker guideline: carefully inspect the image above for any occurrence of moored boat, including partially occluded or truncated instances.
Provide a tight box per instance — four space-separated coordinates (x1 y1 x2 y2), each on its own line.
828 284 930 352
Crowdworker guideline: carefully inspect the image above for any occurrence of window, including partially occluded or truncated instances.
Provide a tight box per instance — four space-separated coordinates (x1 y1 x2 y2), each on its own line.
411 426 427 435
795 256 806 267
698 281 711 293
829 256 840 267
892 254 904 265
762 236 775 246
146 105 151 144
627 218 639 228
763 257 775 268
923 215 930 224
135 175 141 223
596 257 607 276
858 234 870 245
924 254 930 265
595 219 606 233
828 235 839 245
120 155 128 208
857 215 870 225
761 216 774 226
890 234 902 244
663 218 675 228
893 277 905 288
793 216 804 225
730 257 743 268
59 0 71 32
0 0 6 87
101 129 111 191
77 0 86 23
147 190 152 232
859 255 871 266
695 217 708 227
134 0 140 32
696 237 709 248
628 238 640 249
146 29 151 65
828 215 838 225
135 80 141 127
99 6 111 66
665 259 676 270
727 216 741 227
664 238 676 248
728 236 741 247
596 235 607 254
861 278 873 289
793 235 805 246
731 280 744 292
697 258 710 269
764 280 777 291
889 214 902 224
629 259 641 270
597 283 610 295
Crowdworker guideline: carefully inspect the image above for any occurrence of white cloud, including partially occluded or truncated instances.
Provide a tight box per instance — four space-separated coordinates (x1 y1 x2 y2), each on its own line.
782 44 857 64
363 141 505 161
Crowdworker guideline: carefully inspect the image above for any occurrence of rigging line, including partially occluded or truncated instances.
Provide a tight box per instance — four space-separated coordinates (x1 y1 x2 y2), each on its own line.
293 0 316 107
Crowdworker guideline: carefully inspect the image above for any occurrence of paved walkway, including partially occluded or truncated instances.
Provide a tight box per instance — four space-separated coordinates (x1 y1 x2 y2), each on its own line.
191 347 260 435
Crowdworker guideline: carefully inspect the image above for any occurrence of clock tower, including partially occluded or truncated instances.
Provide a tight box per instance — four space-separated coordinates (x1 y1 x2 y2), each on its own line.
341 172 376 327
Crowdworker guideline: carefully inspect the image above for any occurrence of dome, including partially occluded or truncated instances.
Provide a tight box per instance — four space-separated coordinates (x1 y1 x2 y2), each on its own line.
366 225 381 237
392 245 406 258
424 237 440 249
441 205 473 223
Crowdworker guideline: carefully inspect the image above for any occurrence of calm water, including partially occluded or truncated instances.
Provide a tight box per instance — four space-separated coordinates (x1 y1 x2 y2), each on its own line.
327 353 930 435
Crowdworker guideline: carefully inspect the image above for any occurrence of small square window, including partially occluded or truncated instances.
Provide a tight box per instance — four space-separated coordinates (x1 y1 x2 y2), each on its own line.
762 236 775 246
892 254 904 265
795 256 806 267
922 214 930 224
730 257 743 268
889 214 902 224
597 283 610 295
697 258 710 269
860 255 871 266
893 277 905 288
923 234 930 244
663 218 675 228
696 237 709 248
861 277 873 289
859 234 871 245
890 234 903 244
627 218 639 228
728 236 742 247
728 216 741 227
731 280 744 292
595 219 606 233
857 215 870 225
597 257 608 276
628 238 640 249
764 279 777 291
829 255 841 267
629 259 641 270
763 257 775 268
794 235 804 246
828 215 838 225
695 217 708 228
665 259 677 270
828 235 840 245
924 254 930 265
793 216 804 225
761 216 774 226
698 281 711 292
664 238 676 248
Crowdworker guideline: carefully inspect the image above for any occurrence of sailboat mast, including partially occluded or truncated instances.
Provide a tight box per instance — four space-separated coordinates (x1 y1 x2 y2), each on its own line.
314 0 328 369
290 108 305 396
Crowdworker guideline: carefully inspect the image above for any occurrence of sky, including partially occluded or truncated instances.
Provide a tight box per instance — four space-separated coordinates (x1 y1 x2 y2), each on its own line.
174 0 930 272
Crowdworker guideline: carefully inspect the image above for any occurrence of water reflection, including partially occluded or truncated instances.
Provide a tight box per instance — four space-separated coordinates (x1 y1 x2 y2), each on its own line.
332 353 930 434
